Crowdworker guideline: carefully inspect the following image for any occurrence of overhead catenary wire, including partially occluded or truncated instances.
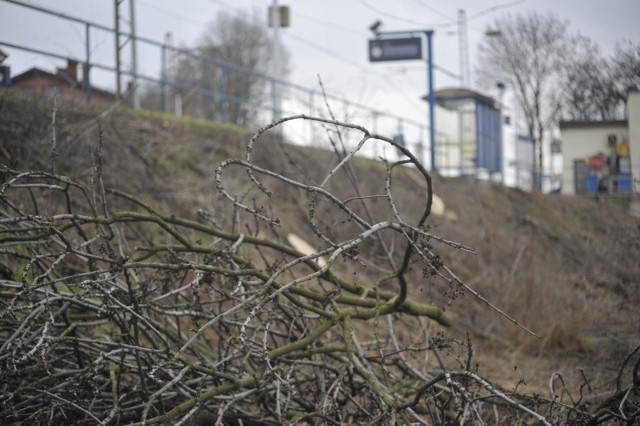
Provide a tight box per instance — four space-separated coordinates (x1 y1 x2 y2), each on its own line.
187 0 441 130
358 0 454 28
202 0 431 115
138 0 209 27
2 0 468 133
468 0 526 21
410 0 456 22
284 32 425 114
292 9 367 37
197 0 463 109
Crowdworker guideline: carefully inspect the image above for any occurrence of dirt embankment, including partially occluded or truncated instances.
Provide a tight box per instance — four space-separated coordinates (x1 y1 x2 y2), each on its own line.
2 90 638 393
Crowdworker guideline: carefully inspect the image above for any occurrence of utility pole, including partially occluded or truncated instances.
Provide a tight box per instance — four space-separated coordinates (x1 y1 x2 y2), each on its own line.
458 9 470 88
115 0 140 106
114 0 123 102
270 0 281 122
129 0 139 108
160 32 171 113
268 2 289 123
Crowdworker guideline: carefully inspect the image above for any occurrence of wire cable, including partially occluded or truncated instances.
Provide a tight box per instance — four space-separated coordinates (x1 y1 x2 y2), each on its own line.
409 0 456 24
358 0 452 28
468 0 526 21
138 0 209 27
284 32 425 112
293 10 368 37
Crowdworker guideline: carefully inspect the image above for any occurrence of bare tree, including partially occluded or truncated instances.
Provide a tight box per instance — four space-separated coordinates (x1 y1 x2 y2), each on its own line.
477 12 571 190
140 10 289 126
612 40 640 106
559 36 621 120
171 10 288 126
559 38 640 121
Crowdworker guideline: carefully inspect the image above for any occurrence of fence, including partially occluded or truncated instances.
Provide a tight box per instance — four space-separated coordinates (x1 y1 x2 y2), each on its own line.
1 0 436 166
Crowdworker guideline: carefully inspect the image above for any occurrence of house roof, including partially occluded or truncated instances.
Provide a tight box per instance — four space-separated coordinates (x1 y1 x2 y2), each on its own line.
559 120 628 130
436 87 496 106
422 87 497 110
12 67 76 86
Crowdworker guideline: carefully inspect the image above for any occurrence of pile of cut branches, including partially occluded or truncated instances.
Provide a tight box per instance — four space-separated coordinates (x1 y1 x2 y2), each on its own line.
0 115 637 425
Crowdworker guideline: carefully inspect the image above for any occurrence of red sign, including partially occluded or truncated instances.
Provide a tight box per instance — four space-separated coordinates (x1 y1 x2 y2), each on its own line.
588 154 606 171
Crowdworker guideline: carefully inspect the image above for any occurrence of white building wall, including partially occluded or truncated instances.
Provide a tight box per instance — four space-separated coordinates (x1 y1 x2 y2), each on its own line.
514 135 534 190
434 105 460 174
434 102 479 175
436 104 458 140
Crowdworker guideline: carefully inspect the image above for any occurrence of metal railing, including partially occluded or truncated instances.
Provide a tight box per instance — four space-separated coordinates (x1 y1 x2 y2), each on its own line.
1 0 437 165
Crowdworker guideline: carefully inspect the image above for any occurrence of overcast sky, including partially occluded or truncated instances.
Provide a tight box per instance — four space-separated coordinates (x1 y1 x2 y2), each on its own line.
2 0 639 142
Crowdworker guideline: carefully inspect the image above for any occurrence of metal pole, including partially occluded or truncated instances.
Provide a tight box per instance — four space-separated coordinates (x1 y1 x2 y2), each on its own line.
426 30 436 172
457 10 470 88
85 23 91 103
458 105 464 174
129 0 139 108
498 86 505 184
220 67 227 122
308 90 314 144
372 111 379 158
160 41 166 112
114 0 121 102
418 126 425 165
271 0 280 122
175 92 182 117
271 77 277 122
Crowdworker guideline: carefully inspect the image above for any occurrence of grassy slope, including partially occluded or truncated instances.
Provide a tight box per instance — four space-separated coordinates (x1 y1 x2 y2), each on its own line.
2 90 638 393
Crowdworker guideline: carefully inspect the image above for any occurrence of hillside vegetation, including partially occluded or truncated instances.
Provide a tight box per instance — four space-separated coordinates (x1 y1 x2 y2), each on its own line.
0 91 638 424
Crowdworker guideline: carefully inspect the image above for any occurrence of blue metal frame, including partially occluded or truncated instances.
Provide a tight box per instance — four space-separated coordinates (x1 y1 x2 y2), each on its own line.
475 99 501 173
426 31 435 172
2 0 431 144
369 29 436 171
